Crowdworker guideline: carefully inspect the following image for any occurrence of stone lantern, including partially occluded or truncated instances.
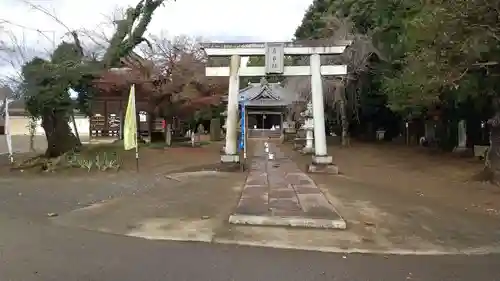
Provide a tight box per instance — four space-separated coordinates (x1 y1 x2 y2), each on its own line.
300 101 314 154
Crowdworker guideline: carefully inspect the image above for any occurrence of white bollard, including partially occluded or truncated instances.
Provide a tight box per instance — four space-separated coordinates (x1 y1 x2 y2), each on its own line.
268 153 275 160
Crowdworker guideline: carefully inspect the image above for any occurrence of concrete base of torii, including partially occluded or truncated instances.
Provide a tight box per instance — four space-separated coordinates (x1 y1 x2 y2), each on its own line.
220 146 240 163
301 147 315 155
307 155 339 174
221 154 240 163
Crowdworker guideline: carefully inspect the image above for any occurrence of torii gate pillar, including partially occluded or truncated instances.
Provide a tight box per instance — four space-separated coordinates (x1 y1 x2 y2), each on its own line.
203 41 351 173
221 54 241 163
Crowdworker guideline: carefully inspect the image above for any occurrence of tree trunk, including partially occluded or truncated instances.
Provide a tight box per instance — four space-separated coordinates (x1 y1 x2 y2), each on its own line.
335 83 349 146
42 111 80 158
486 112 500 184
165 123 172 146
27 117 37 153
339 97 349 146
70 111 82 145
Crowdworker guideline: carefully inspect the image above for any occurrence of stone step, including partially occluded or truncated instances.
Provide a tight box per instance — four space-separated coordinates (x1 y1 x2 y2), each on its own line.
248 129 282 139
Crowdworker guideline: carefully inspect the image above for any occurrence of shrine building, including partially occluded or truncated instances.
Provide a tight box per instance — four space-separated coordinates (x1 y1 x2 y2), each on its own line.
222 79 302 138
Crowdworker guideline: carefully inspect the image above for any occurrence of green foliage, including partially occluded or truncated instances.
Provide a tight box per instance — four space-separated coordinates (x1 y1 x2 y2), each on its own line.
22 58 70 119
294 0 500 115
102 0 166 67
241 56 288 85
383 0 500 110
21 41 95 119
66 151 121 172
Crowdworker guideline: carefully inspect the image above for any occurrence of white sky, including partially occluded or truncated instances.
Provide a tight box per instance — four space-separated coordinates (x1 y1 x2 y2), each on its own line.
0 0 312 65
0 0 312 89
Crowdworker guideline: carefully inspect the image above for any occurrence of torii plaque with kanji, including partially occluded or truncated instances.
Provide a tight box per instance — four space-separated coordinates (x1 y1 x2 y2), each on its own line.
265 42 284 74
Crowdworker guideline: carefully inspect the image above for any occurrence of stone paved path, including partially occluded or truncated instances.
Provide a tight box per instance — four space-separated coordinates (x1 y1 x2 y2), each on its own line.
229 141 345 229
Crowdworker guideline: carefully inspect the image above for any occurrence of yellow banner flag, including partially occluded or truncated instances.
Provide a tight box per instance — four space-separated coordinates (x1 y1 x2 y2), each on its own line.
124 84 137 151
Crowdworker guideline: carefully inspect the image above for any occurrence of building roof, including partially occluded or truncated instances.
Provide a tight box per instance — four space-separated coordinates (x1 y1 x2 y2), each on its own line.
223 79 301 107
8 99 25 111
0 86 13 100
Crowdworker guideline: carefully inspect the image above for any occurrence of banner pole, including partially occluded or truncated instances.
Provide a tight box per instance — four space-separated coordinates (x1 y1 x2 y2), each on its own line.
135 144 139 172
134 86 139 172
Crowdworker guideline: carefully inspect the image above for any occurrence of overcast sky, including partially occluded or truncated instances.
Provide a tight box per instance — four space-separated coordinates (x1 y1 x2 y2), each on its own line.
0 0 311 61
0 0 312 87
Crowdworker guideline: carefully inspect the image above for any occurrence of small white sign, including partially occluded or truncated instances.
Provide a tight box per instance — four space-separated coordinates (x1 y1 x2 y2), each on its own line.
265 43 284 74
139 112 147 122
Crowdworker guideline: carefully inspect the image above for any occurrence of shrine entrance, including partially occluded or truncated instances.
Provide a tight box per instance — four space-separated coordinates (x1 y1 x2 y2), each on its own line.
248 113 281 130
247 111 283 138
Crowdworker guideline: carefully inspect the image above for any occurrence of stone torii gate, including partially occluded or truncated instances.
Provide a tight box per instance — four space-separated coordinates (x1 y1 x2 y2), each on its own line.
202 41 351 172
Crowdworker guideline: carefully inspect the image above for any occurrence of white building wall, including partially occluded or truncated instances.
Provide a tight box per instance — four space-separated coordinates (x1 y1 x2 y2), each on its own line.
10 116 90 136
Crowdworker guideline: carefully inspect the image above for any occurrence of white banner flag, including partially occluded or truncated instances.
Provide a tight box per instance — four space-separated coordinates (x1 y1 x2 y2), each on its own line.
4 98 13 163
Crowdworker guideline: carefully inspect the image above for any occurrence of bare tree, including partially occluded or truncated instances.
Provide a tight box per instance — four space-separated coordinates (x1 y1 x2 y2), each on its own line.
325 16 382 145
95 32 226 135
288 16 381 146
0 25 55 94
281 76 310 124
138 33 225 117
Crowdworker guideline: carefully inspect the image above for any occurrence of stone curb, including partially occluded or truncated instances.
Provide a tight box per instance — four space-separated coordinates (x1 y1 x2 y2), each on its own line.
228 214 347 229
212 239 500 256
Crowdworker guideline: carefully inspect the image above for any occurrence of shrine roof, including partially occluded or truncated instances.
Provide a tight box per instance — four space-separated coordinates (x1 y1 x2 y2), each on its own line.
223 80 301 107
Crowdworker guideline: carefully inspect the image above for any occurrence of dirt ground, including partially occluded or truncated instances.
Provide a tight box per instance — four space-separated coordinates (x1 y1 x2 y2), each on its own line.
268 141 500 252
3 138 499 253
330 141 500 214
287 140 500 216
0 140 226 177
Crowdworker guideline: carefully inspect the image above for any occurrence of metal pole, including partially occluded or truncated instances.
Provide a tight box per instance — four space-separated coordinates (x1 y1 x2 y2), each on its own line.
243 104 247 160
135 142 139 172
405 122 409 145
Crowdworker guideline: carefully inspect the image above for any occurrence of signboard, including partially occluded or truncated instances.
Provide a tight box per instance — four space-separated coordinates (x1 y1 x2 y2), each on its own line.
265 43 284 74
239 103 245 151
239 95 248 158
139 111 147 122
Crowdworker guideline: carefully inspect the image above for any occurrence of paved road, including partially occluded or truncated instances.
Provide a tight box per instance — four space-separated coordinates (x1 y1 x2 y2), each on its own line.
0 176 499 281
1 216 499 281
